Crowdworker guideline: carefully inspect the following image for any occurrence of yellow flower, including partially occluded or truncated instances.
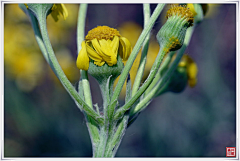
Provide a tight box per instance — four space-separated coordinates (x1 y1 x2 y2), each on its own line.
24 3 68 22
76 26 132 70
51 4 68 22
178 55 198 87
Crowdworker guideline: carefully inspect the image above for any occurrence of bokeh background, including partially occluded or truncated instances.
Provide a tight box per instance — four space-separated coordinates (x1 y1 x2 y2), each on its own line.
4 4 236 157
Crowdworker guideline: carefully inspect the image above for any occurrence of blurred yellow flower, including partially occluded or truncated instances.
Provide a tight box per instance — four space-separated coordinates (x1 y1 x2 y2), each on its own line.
178 54 198 87
4 5 44 92
76 26 132 70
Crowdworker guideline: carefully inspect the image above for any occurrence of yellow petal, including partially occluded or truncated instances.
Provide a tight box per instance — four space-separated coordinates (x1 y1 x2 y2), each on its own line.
99 39 117 66
76 42 89 70
187 62 198 79
91 39 111 62
61 4 68 20
86 42 103 61
187 4 197 17
94 61 105 66
51 4 68 22
111 36 120 54
86 42 106 66
51 7 59 22
119 37 132 61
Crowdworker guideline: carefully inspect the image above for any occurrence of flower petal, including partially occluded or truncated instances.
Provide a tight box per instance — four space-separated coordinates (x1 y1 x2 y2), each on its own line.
99 39 117 66
61 4 68 20
119 37 132 60
94 61 105 66
111 36 119 54
187 4 197 17
76 41 89 70
91 39 111 62
86 43 103 61
86 42 105 66
51 4 68 22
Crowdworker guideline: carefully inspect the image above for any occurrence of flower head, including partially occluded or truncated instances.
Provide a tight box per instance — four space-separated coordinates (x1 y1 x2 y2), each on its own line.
166 4 195 26
76 26 132 71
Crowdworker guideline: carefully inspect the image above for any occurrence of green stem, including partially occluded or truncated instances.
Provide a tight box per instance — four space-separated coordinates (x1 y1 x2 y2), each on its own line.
108 114 129 157
98 77 116 157
95 127 108 157
114 47 167 120
37 14 103 125
77 4 93 108
77 3 87 48
27 8 49 64
144 51 174 95
131 3 151 96
77 4 100 156
109 3 165 119
81 71 93 107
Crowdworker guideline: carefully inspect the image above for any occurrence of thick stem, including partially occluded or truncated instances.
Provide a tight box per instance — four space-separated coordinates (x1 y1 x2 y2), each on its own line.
93 115 129 157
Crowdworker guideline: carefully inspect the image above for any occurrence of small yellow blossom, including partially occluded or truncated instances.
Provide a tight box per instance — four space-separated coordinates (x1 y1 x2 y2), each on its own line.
76 26 132 70
51 4 68 22
178 55 198 87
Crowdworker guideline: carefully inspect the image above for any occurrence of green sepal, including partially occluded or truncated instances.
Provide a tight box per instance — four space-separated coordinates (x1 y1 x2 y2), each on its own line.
24 3 53 19
88 55 124 105
88 55 124 85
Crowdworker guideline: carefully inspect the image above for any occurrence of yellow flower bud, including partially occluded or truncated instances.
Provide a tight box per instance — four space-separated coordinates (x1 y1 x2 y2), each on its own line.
157 5 195 53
